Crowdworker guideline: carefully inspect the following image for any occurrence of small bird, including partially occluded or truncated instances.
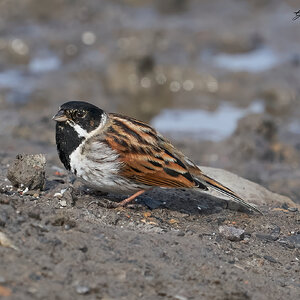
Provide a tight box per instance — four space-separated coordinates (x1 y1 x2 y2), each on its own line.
53 101 261 214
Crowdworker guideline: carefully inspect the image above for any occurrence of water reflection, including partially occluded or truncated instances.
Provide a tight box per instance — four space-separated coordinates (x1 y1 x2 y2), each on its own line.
29 53 61 73
151 101 264 141
0 70 25 89
214 48 279 73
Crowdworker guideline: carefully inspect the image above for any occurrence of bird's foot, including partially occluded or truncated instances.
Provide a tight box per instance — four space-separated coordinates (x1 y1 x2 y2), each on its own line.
116 190 146 207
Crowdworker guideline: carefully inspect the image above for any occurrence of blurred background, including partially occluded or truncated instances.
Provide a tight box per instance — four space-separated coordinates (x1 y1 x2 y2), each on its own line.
0 0 299 203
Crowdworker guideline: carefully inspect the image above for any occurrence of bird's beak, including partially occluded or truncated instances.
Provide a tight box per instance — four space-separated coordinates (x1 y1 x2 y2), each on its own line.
52 109 68 122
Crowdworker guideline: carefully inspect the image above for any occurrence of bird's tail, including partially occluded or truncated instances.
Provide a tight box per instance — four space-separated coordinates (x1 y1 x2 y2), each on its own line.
196 173 263 214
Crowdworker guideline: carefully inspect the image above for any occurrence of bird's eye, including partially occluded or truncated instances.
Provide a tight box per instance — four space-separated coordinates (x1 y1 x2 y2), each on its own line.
73 110 85 119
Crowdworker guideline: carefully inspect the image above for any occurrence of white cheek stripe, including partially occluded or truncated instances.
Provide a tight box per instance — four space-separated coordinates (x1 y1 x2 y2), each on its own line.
73 123 88 138
67 113 108 139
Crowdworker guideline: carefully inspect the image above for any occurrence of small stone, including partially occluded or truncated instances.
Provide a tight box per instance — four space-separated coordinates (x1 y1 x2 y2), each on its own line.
76 285 90 295
278 234 300 249
30 223 49 232
271 225 281 237
217 217 226 225
25 190 40 197
0 231 18 250
16 216 26 224
28 210 41 221
27 287 37 294
256 233 279 241
219 225 245 241
64 224 71 230
78 246 88 253
263 255 278 263
29 272 41 281
174 295 188 300
287 207 298 212
59 200 67 207
177 231 185 236
7 154 46 190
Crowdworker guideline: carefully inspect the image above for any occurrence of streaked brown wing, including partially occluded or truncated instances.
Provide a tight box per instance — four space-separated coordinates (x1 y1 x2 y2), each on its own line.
103 113 203 189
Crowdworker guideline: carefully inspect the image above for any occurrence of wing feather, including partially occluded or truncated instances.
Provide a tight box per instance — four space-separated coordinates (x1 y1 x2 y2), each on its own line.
104 113 204 189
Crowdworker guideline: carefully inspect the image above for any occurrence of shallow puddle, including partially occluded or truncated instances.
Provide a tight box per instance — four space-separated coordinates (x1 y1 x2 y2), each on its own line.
214 47 280 73
151 101 264 141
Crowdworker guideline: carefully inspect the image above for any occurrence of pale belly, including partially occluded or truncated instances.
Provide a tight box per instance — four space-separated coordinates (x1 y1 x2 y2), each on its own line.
69 141 147 194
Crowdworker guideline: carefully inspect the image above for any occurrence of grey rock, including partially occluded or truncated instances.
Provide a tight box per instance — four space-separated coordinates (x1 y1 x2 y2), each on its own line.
28 209 41 221
219 225 245 241
199 166 298 209
278 234 300 249
256 233 278 242
76 285 90 295
263 255 278 263
7 154 46 190
256 225 280 241
288 207 298 212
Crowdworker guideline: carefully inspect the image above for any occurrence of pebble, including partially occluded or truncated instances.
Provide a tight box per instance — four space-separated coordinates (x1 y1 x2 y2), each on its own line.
59 200 67 207
219 225 245 242
78 246 88 253
263 255 278 263
177 231 185 236
28 210 41 221
76 285 90 295
174 295 187 300
287 207 298 212
30 223 49 232
7 154 46 190
256 225 280 242
278 234 300 249
256 233 278 242
64 224 71 230
0 231 18 250
271 225 281 237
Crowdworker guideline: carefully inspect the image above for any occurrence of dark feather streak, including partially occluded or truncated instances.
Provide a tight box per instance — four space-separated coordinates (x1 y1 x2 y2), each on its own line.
130 166 142 173
164 149 187 170
114 119 145 143
163 168 180 178
149 160 162 168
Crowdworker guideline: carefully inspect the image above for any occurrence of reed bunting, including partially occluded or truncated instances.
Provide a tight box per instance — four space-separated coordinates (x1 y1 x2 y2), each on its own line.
53 101 261 213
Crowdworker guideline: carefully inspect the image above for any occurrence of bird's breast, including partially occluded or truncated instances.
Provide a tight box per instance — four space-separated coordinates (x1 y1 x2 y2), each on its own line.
69 140 142 193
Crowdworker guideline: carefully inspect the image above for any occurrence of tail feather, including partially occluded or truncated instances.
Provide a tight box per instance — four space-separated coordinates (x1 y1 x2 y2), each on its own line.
197 174 263 215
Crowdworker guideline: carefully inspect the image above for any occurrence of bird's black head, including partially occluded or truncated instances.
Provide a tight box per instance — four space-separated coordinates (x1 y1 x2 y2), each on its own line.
53 101 104 134
53 101 105 171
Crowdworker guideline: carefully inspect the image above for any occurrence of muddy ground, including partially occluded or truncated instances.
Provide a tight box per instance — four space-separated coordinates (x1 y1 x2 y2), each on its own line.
0 0 300 299
0 158 299 300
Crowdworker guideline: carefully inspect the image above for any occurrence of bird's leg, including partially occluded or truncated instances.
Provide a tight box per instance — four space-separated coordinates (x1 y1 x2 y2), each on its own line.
117 190 146 207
